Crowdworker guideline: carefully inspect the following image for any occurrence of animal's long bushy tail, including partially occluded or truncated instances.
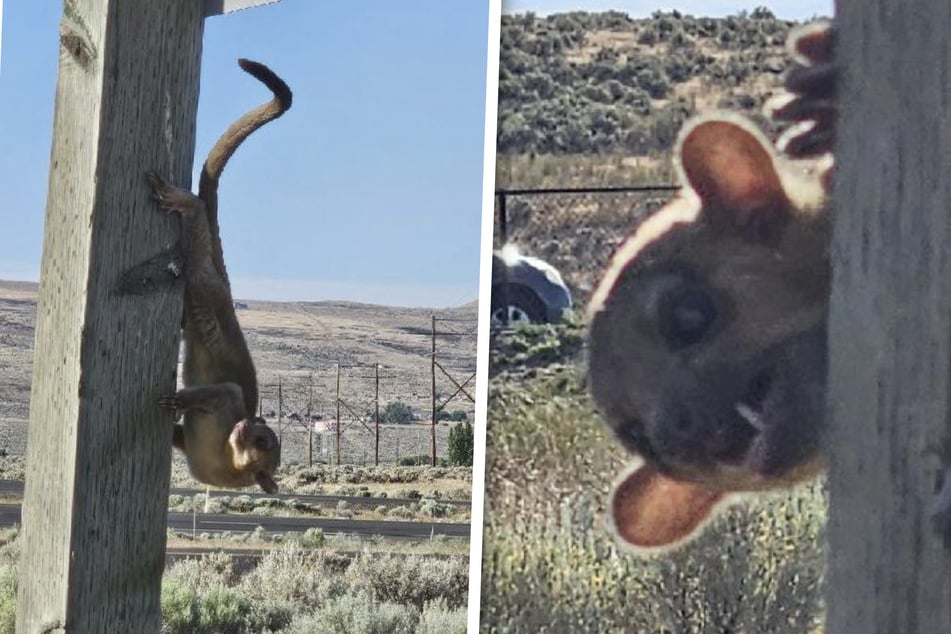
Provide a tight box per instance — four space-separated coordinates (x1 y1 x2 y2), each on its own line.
201 59 292 190
199 59 293 277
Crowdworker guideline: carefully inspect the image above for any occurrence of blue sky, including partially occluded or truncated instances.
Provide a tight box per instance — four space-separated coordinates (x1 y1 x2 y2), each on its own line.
0 1 491 308
503 0 833 21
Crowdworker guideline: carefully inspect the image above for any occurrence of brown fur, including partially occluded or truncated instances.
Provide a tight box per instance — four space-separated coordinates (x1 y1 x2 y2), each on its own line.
587 23 835 553
148 59 292 494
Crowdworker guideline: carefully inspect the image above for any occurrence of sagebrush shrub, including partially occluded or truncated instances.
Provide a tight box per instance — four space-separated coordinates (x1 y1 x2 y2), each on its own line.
416 598 467 634
307 592 419 634
345 553 468 610
0 564 16 634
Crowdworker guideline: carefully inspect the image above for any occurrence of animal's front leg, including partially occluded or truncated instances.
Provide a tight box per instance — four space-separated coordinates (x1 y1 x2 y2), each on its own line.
159 382 246 422
770 20 837 159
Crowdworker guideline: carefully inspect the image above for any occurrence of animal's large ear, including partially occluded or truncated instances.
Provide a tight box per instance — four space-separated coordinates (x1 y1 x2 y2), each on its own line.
256 472 278 494
607 462 726 553
677 117 791 241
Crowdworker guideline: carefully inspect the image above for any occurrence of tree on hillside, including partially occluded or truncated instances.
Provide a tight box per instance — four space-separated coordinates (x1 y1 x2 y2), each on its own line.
448 422 473 466
381 400 416 424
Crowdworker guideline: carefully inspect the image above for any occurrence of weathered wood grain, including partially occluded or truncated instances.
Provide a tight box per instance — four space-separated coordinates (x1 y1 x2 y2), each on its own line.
15 1 202 631
827 2 951 631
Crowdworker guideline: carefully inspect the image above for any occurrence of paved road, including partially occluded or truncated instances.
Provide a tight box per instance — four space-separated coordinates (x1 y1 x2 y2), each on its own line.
0 504 470 539
0 479 470 509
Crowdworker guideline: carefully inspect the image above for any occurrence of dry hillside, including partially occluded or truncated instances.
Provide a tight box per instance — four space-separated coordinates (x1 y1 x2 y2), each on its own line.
0 280 478 464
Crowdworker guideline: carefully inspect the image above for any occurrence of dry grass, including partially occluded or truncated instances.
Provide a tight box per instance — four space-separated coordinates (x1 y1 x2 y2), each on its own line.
167 532 469 557
481 324 827 633
495 153 675 189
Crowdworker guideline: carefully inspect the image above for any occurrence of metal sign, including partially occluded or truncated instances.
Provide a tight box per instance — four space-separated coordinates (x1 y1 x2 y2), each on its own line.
203 0 283 18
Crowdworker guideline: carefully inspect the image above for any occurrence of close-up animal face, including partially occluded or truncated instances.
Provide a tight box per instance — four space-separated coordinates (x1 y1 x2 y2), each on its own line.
586 115 831 551
230 419 281 493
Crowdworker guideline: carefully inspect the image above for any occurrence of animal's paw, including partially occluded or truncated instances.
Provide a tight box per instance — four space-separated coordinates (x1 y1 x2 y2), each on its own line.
145 170 198 215
767 20 836 160
159 394 183 420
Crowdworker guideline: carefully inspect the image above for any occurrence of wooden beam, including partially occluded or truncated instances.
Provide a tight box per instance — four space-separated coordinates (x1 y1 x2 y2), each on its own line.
827 2 951 631
16 1 202 631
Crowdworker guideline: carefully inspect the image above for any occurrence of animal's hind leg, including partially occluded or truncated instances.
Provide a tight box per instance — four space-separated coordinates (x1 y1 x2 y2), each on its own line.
145 170 219 287
146 171 204 217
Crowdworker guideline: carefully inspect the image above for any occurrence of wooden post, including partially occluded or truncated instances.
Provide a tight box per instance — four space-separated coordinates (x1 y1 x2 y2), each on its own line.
336 363 342 466
278 375 283 443
15 1 203 631
307 374 313 468
826 3 951 632
375 363 380 466
431 314 438 466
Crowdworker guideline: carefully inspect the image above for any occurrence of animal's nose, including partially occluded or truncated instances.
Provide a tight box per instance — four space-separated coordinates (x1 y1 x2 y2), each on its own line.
653 397 759 464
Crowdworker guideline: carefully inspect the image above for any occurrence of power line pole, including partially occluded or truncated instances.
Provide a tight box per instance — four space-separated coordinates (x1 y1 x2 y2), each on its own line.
431 314 438 466
375 363 381 466
336 363 342 466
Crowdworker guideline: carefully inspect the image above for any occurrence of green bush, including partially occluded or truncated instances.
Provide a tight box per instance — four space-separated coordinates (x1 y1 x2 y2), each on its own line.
194 586 250 634
416 598 467 634
161 573 285 634
0 564 16 634
437 409 469 422
447 422 474 466
161 579 292 634
397 455 431 466
285 592 417 634
345 553 469 611
237 548 337 607
381 400 416 424
1 535 466 633
161 553 282 634
298 527 325 549
496 10 796 156
419 498 453 518
161 575 200 633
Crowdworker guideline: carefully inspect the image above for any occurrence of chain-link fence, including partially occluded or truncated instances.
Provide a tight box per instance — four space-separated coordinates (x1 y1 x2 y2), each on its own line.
254 315 477 467
494 185 680 304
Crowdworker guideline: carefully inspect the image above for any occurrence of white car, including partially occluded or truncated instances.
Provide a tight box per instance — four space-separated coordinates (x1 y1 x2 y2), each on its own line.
490 244 573 329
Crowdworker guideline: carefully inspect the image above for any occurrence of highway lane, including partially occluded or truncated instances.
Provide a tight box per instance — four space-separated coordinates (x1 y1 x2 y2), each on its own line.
0 504 470 539
0 479 469 509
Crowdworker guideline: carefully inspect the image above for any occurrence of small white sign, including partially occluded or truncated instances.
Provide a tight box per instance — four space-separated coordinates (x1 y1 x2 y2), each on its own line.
203 0 282 18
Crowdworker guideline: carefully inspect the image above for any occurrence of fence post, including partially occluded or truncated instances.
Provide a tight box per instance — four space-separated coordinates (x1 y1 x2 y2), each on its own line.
431 314 438 466
497 191 507 243
336 363 342 466
375 363 381 466
278 375 283 443
15 1 202 630
826 3 951 631
307 372 313 467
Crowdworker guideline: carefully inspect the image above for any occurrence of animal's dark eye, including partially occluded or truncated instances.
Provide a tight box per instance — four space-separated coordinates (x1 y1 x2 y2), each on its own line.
660 287 717 350
254 435 270 451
